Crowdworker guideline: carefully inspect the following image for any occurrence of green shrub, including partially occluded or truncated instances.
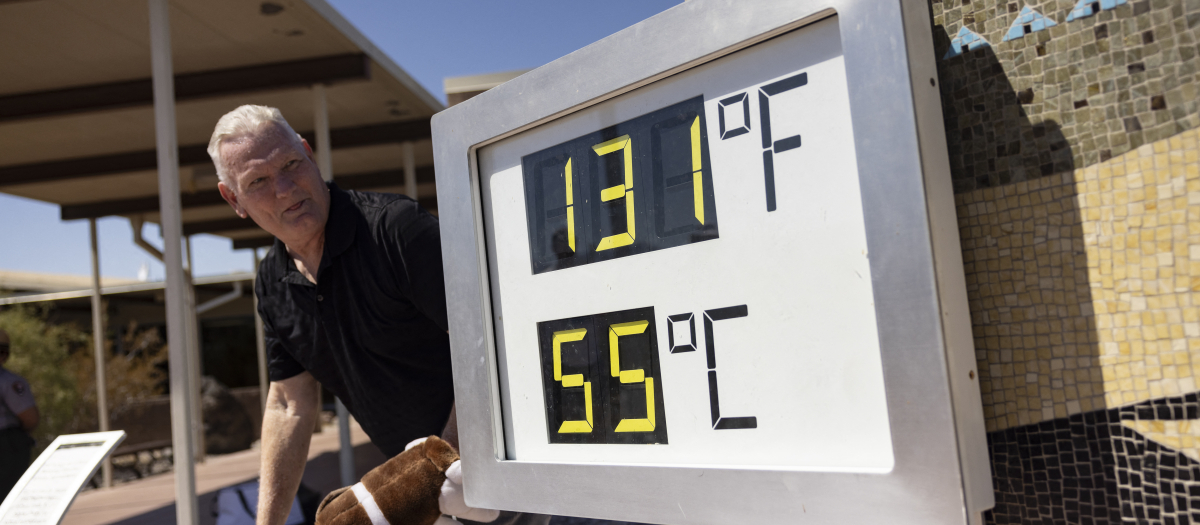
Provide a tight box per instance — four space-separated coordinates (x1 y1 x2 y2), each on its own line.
0 306 167 454
69 321 167 436
0 305 86 453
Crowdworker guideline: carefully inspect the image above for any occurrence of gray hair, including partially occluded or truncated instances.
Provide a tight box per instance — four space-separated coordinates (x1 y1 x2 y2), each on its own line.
207 105 304 186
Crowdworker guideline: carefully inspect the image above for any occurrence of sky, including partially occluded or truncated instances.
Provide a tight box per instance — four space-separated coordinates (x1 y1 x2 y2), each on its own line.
0 0 682 282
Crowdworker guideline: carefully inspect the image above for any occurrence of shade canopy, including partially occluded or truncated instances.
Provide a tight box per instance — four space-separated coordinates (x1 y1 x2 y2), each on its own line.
0 0 443 248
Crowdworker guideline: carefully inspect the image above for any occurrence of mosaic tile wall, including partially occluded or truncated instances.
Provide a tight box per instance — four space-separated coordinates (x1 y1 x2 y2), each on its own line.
929 1 1200 521
931 0 1200 193
987 392 1200 524
959 129 1200 525
958 129 1200 434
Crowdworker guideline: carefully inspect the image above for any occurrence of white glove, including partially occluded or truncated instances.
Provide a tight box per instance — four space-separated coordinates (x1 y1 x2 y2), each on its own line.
404 438 500 523
439 461 500 523
404 437 428 451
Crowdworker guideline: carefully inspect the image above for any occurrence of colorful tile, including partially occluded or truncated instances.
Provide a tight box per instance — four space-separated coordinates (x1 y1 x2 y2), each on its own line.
944 26 992 60
1065 0 1128 22
1002 6 1058 42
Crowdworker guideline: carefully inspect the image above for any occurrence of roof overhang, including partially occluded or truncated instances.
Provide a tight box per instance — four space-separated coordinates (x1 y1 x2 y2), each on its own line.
0 0 443 246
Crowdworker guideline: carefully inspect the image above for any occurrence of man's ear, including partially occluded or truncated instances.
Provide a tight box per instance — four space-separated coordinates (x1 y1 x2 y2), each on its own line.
300 137 315 161
218 181 248 219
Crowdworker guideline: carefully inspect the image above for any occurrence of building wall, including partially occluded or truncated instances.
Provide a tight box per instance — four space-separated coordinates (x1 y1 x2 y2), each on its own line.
934 0 1200 193
958 131 1200 523
929 0 1200 522
959 131 1200 434
447 89 485 107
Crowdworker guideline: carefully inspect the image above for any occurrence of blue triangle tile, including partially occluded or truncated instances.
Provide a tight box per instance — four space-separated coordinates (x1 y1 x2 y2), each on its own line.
1066 0 1127 21
1003 6 1059 41
944 26 992 60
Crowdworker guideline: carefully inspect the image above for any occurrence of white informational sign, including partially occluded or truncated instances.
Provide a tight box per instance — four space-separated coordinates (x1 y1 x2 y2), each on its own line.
0 431 125 525
433 1 993 522
479 17 892 470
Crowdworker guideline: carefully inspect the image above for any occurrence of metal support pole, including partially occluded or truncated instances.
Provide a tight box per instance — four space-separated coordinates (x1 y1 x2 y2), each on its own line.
196 282 242 314
335 397 354 487
403 142 417 199
149 0 197 522
130 216 165 261
88 219 113 489
184 237 205 463
313 84 333 182
253 249 268 411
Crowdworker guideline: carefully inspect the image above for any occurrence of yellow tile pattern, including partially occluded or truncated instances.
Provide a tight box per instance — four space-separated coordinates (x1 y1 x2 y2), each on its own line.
1121 419 1200 463
958 128 1200 432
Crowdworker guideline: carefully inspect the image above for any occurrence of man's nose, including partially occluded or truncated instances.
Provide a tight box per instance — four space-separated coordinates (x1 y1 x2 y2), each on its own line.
273 171 298 197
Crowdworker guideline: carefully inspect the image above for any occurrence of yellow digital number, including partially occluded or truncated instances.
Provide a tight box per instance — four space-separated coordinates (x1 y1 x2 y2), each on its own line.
552 328 591 433
593 135 635 251
564 158 576 253
608 320 656 432
690 116 705 225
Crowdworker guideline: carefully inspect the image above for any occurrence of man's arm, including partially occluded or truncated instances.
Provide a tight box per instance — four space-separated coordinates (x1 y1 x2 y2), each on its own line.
258 371 320 525
16 407 37 431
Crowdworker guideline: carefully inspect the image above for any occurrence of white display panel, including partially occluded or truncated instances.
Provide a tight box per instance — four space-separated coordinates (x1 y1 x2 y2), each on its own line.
0 431 125 525
478 17 893 470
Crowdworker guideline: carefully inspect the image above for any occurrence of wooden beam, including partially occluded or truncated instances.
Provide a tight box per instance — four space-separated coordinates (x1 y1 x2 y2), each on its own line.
3 145 210 187
61 190 227 221
328 119 430 146
335 165 435 190
60 166 436 220
0 54 370 122
182 217 256 236
2 119 431 186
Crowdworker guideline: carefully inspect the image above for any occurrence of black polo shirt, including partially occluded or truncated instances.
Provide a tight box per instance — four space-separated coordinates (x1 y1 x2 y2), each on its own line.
256 183 454 457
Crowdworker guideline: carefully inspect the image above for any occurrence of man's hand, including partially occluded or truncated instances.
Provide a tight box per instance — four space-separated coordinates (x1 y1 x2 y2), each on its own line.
404 438 499 524
258 372 320 525
439 460 500 523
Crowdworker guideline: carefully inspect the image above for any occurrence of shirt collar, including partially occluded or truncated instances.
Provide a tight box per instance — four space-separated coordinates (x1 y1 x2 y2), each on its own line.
273 181 357 283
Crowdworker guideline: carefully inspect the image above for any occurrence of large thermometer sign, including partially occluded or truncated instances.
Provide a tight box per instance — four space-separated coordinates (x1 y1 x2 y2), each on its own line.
434 2 992 523
484 16 892 469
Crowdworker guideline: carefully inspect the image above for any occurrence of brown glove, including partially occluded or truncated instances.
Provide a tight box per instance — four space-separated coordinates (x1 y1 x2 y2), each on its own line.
316 435 459 525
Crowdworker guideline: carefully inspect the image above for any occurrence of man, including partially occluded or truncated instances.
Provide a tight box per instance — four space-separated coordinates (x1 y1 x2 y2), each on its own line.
211 105 539 525
0 328 38 501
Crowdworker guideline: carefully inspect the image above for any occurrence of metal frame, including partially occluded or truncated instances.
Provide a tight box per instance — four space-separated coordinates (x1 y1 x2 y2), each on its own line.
432 1 992 523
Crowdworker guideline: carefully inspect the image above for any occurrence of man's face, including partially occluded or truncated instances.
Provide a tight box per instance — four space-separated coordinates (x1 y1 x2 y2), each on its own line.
216 124 330 246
